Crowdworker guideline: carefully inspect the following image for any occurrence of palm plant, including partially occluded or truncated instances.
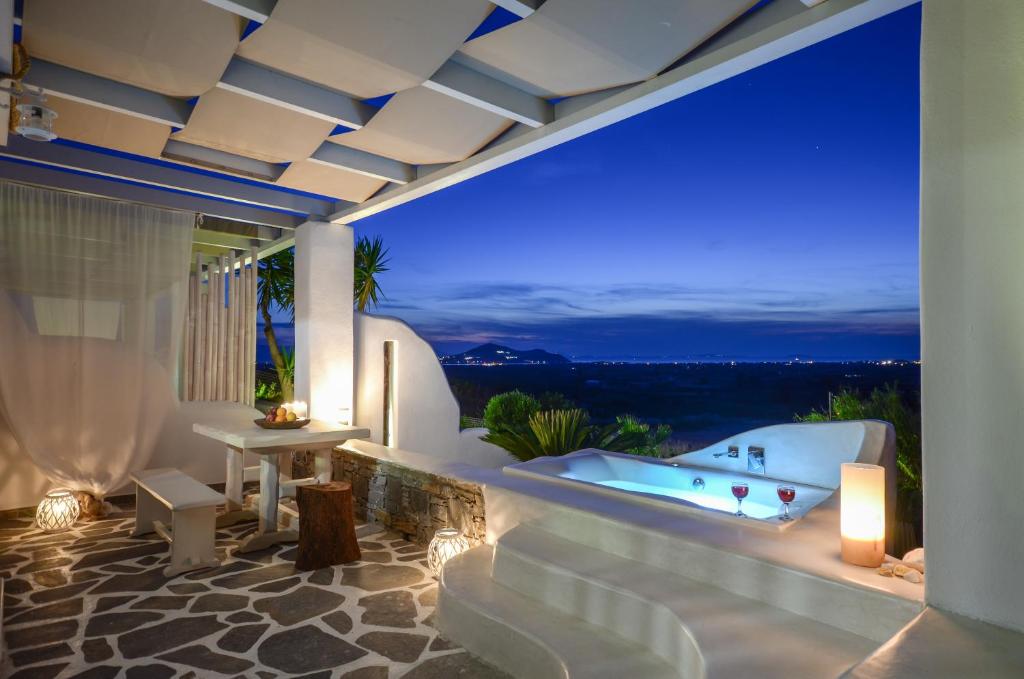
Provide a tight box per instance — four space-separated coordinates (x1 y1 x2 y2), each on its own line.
255 236 390 402
257 249 295 401
354 235 390 312
483 408 649 462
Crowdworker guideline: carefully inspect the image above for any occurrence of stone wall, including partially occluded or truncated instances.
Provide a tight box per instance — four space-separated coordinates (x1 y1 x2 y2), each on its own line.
330 447 486 546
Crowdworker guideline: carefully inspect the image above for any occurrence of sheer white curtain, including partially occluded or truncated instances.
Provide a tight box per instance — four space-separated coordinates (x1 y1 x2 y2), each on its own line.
0 181 193 496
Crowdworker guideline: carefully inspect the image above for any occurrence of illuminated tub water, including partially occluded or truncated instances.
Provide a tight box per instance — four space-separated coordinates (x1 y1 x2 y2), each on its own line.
504 449 832 528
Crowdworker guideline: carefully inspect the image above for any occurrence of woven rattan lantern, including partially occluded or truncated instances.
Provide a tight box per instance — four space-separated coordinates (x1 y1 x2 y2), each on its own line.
427 528 470 578
36 489 80 533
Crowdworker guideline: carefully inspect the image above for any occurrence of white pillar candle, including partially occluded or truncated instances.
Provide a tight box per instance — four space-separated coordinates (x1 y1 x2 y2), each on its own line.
840 463 886 567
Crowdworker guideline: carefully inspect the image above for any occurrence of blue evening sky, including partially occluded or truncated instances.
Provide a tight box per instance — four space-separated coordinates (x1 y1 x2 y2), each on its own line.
352 4 922 362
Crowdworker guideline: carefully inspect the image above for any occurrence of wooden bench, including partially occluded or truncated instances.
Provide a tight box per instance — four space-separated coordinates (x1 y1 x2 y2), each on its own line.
131 468 225 577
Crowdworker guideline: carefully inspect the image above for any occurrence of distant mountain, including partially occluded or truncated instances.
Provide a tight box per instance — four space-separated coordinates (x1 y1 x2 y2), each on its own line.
441 343 570 366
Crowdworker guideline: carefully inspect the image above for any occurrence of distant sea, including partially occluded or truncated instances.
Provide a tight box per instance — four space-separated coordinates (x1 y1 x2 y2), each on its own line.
257 322 294 365
258 323 920 447
443 361 921 449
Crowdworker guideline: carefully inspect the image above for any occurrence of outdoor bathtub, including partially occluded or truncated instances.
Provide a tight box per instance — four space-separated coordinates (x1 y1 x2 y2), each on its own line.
504 449 833 528
502 421 896 530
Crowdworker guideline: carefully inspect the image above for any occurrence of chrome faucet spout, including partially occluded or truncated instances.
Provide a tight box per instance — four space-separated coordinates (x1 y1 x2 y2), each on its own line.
714 445 740 459
747 446 765 474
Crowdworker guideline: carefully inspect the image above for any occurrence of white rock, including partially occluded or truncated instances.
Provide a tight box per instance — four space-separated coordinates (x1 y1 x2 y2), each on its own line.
902 569 923 584
902 547 925 572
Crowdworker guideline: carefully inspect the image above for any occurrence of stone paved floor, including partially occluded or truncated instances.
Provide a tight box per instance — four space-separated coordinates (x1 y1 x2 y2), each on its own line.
0 507 511 679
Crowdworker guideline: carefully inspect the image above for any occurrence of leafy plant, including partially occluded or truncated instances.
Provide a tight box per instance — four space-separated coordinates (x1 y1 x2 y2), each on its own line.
257 249 295 401
615 414 672 457
254 379 281 402
537 391 574 411
795 384 922 546
354 235 390 312
484 408 649 462
280 347 295 385
483 391 540 433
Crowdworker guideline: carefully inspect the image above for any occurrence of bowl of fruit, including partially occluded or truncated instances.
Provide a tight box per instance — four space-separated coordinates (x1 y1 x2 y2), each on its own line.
255 403 311 429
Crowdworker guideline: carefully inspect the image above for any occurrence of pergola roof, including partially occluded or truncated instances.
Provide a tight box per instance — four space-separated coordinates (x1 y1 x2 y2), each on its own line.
2 0 915 258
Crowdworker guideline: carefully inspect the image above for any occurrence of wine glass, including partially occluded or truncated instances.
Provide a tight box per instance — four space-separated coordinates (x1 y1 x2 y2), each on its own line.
777 484 796 522
731 482 749 517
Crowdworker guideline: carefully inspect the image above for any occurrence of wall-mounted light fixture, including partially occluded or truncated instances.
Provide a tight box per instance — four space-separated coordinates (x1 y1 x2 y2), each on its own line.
840 463 886 567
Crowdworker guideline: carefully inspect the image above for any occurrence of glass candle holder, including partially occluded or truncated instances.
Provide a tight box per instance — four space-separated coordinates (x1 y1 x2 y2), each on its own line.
36 489 80 533
427 528 470 578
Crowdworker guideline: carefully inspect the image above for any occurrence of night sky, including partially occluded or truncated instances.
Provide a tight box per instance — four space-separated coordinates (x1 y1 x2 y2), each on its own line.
351 4 922 362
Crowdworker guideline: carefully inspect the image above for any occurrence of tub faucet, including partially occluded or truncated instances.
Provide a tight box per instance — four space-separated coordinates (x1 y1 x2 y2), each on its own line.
714 445 740 459
747 446 765 474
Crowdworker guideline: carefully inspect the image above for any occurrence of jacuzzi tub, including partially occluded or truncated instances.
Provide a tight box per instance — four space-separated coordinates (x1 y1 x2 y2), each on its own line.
504 449 835 528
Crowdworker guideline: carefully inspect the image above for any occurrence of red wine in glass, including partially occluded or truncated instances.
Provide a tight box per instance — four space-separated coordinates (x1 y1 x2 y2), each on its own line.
777 485 796 521
731 482 749 517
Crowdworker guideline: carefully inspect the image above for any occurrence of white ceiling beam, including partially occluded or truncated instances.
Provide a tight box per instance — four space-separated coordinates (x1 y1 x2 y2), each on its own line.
22 60 192 128
491 0 541 19
424 60 552 128
330 0 916 224
216 58 374 128
1 136 333 216
162 139 285 182
201 0 276 23
0 158 301 229
309 142 414 185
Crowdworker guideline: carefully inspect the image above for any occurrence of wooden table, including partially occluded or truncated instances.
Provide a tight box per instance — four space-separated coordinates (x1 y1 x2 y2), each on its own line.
192 419 370 553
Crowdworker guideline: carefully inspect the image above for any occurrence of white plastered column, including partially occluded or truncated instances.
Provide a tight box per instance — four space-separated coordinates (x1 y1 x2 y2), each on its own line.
921 0 1024 632
294 221 354 422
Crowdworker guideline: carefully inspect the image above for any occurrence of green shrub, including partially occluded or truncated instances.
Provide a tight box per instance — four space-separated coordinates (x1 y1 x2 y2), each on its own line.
616 414 672 457
795 383 922 548
254 379 281 401
483 391 540 433
537 391 574 411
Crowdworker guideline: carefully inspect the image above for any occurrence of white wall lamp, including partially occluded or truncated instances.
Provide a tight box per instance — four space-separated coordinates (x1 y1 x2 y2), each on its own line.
2 82 58 142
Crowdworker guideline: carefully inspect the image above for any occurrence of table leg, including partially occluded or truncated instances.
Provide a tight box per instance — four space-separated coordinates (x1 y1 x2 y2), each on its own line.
217 446 257 528
315 447 333 484
236 451 297 553
259 452 279 534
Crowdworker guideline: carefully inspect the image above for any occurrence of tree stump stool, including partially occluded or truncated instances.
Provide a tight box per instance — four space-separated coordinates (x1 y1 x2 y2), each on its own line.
295 482 361 570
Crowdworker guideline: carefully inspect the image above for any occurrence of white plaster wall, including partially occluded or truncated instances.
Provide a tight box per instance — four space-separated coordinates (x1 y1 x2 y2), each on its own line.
0 410 51 511
294 221 355 421
144 401 263 489
672 421 895 490
921 0 1024 632
354 312 511 468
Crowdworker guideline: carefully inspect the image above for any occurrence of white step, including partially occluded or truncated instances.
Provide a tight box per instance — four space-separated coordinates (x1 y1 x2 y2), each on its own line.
492 523 879 679
529 505 919 642
437 545 680 679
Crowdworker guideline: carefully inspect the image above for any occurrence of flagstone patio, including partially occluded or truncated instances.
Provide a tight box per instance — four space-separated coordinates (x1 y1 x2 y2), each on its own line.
0 504 509 679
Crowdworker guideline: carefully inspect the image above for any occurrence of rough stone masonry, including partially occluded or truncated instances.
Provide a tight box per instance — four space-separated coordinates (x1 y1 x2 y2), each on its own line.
327 447 487 547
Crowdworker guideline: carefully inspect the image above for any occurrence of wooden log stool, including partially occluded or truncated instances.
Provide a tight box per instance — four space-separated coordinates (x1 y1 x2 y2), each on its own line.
295 482 361 570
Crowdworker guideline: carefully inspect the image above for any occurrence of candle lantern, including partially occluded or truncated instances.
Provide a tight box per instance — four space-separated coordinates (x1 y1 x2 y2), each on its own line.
840 463 886 567
36 489 80 533
427 528 471 578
